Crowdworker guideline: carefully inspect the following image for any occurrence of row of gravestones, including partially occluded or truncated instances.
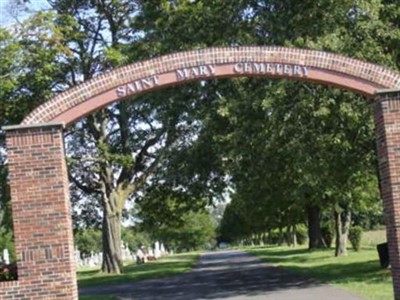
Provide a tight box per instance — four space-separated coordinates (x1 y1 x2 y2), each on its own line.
74 241 169 267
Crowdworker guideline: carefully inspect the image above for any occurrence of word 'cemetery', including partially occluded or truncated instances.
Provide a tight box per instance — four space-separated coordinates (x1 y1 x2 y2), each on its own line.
233 62 308 77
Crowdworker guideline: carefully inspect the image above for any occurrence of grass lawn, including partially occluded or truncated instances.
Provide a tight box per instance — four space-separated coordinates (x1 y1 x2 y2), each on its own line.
247 244 392 300
361 229 386 247
78 252 199 289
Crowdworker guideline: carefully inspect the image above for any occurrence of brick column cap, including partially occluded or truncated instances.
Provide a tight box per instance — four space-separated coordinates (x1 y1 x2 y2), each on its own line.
2 121 65 132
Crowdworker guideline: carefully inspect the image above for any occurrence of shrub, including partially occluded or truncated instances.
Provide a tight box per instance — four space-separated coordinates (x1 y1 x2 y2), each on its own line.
0 263 17 281
349 226 363 251
0 228 16 262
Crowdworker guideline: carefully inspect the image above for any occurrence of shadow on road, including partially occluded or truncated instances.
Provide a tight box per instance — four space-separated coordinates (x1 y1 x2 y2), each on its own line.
80 250 351 300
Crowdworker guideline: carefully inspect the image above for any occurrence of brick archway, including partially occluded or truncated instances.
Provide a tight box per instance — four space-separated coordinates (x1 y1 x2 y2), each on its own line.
2 46 400 299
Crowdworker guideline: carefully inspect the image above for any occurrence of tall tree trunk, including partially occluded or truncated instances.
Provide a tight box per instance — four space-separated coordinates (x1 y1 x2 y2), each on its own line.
267 229 272 244
307 205 325 249
101 189 125 274
258 233 264 246
286 226 292 246
278 226 284 246
101 207 123 273
292 224 297 247
334 206 351 257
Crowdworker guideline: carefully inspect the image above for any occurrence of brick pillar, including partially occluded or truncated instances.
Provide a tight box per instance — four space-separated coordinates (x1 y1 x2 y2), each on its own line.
374 89 400 300
1 123 77 299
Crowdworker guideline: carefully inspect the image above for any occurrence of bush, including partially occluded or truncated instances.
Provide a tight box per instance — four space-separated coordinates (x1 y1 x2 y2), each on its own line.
349 226 363 251
0 263 17 281
0 228 16 263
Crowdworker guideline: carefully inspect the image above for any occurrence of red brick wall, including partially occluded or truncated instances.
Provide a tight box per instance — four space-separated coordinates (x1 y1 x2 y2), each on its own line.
374 90 400 299
0 124 77 300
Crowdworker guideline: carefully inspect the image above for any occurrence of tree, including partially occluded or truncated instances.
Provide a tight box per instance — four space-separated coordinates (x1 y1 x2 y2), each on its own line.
74 228 102 258
152 210 216 252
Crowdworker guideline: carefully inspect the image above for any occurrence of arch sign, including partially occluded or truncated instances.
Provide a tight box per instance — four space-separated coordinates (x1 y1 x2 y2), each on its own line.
1 47 400 299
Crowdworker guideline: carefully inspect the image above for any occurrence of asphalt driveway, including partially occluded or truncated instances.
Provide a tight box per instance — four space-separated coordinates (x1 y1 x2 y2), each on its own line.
79 249 365 300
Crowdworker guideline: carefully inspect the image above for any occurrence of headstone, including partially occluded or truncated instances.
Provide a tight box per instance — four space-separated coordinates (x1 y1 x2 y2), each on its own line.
83 257 89 267
93 253 100 265
88 251 96 267
3 249 10 264
121 242 132 261
136 247 145 264
74 247 81 265
154 241 161 258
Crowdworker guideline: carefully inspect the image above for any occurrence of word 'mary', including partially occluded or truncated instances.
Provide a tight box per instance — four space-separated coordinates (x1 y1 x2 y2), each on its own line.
176 65 216 80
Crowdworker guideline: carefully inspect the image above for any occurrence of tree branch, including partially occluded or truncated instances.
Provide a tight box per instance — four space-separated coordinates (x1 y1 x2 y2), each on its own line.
69 173 101 195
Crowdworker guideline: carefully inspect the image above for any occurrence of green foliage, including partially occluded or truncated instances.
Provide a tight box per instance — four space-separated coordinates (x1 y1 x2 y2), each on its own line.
0 228 16 263
74 229 102 257
267 230 280 245
296 225 308 246
146 208 216 252
121 227 151 251
218 196 253 243
0 159 11 232
349 226 363 252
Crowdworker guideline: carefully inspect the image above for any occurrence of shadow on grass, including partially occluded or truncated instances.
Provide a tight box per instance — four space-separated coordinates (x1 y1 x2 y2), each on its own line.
78 254 199 288
248 247 391 285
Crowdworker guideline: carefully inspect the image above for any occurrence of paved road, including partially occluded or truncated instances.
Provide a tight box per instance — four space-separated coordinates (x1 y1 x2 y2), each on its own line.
80 249 364 300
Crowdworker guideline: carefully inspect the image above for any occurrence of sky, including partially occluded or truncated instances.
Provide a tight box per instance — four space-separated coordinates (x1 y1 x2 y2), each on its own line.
0 0 13 26
0 0 49 26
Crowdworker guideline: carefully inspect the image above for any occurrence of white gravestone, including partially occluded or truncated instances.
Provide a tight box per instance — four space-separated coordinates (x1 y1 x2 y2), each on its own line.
3 249 10 264
154 241 161 259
